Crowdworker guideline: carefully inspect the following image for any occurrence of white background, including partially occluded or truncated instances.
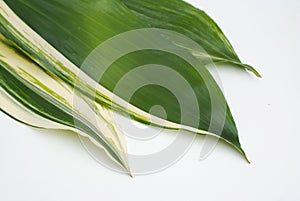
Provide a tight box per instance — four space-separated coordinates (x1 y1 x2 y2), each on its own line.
1 0 300 200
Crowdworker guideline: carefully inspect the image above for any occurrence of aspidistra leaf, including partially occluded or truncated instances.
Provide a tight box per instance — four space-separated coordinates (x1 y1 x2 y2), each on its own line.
122 0 260 77
0 35 131 174
0 0 251 165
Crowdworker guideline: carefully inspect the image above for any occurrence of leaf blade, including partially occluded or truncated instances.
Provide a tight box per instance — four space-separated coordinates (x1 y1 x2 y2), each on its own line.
0 0 249 162
0 35 131 173
122 0 261 77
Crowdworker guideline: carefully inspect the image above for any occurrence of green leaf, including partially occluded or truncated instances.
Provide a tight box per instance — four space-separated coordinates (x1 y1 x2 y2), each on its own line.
0 0 250 163
122 0 260 77
0 35 131 174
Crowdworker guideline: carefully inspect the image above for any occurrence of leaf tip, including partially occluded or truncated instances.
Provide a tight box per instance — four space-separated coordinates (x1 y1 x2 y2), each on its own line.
239 148 251 164
243 63 262 78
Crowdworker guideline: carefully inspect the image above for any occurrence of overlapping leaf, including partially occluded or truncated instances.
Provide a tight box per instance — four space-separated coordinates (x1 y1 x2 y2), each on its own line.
0 0 253 169
0 35 131 173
